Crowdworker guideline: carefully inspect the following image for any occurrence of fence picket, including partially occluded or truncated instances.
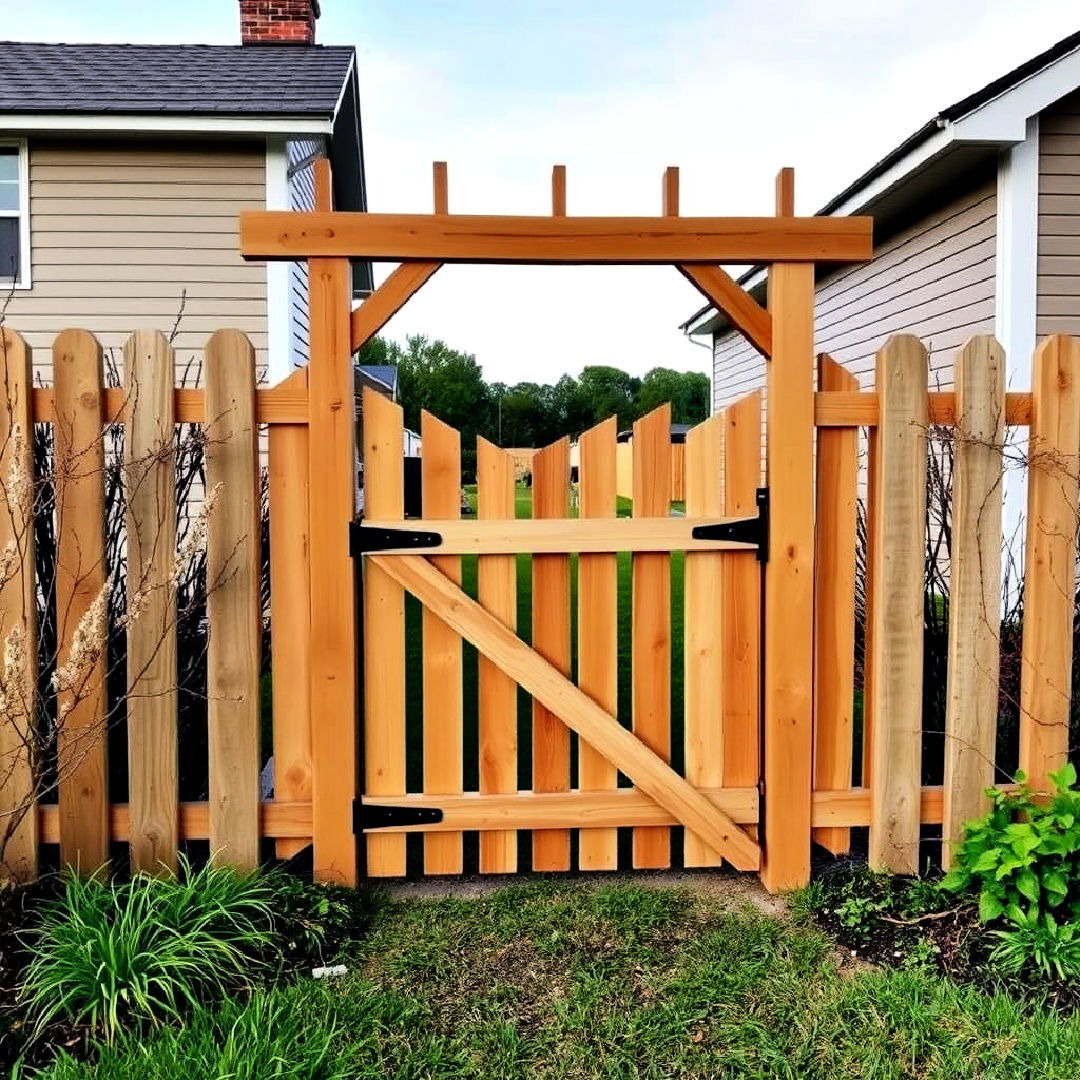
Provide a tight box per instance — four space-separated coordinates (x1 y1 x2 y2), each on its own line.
632 404 672 869
477 437 518 873
1020 335 1080 791
53 329 109 873
869 335 927 874
813 356 858 855
684 411 723 867
268 384 312 859
577 416 618 870
0 329 38 881
531 437 572 871
721 392 761 801
421 411 464 874
205 330 261 870
362 387 407 876
124 330 178 874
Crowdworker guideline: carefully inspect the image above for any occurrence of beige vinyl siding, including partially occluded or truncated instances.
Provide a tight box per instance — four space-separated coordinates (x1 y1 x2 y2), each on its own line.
712 170 996 408
1038 89 1080 336
2 138 267 376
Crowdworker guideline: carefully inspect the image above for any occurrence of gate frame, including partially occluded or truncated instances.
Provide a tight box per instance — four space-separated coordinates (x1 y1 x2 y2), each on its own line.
239 161 873 891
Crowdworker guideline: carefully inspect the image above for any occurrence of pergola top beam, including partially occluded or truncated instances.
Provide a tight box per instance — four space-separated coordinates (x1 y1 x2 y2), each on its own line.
240 210 872 265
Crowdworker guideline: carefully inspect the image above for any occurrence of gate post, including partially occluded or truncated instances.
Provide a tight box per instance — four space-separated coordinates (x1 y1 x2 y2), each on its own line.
307 159 359 885
760 169 815 893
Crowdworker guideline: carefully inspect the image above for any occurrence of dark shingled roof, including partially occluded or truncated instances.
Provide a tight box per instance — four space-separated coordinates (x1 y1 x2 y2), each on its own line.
0 42 355 117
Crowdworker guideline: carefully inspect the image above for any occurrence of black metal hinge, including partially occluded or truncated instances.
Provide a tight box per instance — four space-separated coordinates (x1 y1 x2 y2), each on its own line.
690 488 769 563
353 799 444 833
349 521 443 556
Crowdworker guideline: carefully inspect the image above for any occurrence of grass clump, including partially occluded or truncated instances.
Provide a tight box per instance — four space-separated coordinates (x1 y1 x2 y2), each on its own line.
19 857 276 1042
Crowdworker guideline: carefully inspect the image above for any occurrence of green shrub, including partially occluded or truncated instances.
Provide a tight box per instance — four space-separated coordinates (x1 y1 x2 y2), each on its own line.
942 763 1080 977
30 984 347 1080
20 857 276 1041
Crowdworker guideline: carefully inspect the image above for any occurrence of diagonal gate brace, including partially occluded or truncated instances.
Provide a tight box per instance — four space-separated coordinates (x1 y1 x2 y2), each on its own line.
367 552 760 870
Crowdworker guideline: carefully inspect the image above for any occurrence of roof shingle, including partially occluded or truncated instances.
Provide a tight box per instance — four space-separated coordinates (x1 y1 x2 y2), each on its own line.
0 42 354 117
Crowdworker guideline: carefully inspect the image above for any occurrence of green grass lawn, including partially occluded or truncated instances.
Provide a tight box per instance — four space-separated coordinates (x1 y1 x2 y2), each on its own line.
39 881 1080 1079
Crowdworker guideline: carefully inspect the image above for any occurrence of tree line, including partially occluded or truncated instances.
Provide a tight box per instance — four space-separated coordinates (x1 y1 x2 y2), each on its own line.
361 334 710 470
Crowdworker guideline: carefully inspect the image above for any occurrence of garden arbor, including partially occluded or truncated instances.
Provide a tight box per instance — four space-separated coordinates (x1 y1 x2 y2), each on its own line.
239 162 873 892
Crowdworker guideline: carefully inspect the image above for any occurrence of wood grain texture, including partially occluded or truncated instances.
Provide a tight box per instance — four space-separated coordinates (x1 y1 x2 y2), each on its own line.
531 437 572 871
576 417 619 870
268 414 312 859
721 392 762 798
241 210 875 264
205 330 261 870
942 337 1005 865
761 262 815 893
124 330 178 874
552 165 566 217
813 390 1031 428
476 437 518 873
869 335 928 874
0 329 38 881
684 412 724 867
350 262 441 354
677 265 772 358
432 161 449 214
420 411 463 874
361 388 406 877
1020 335 1080 792
53 330 109 874
632 404 672 869
308 253 359 884
370 553 759 869
812 356 859 855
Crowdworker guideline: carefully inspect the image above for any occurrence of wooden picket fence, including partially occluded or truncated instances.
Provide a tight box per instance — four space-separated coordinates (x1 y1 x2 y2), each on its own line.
0 326 313 882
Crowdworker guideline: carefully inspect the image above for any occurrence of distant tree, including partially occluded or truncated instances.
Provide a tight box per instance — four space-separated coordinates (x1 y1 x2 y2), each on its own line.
638 367 710 425
577 366 641 432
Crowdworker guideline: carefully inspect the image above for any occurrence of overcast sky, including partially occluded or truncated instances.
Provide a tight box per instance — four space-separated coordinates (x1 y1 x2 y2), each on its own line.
6 1 1080 384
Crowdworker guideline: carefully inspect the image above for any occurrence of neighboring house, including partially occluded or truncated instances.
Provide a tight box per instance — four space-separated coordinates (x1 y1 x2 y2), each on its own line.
358 364 399 401
683 29 1080 408
0 0 371 384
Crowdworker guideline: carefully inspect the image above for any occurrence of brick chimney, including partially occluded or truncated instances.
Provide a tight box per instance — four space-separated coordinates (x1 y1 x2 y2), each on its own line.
240 0 320 45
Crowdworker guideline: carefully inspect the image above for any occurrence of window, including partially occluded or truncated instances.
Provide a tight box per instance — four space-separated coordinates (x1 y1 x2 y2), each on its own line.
0 143 28 287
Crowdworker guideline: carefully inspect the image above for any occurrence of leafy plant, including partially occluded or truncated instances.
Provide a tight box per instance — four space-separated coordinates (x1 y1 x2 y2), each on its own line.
19 857 276 1041
942 764 1080 926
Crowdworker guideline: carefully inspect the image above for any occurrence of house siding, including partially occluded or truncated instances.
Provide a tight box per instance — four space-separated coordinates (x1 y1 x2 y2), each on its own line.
712 170 997 407
287 137 321 369
1 137 267 376
1038 89 1080 337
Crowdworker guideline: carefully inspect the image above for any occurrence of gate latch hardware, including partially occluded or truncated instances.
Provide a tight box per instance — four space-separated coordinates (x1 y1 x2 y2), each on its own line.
349 521 443 556
353 799 444 833
690 488 769 563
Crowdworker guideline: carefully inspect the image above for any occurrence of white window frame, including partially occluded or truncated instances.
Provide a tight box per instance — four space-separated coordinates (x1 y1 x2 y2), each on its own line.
0 139 30 289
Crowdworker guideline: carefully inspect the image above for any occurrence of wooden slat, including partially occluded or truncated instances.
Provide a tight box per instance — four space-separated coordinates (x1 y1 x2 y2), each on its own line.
863 425 880 789
124 330 178 874
577 417 618 870
531 437 572 871
677 265 772 359
361 387 406 876
684 412 724 867
761 258 816 893
552 165 566 216
775 168 795 217
420 411 463 874
0 329 38 881
361 787 759 832
314 157 333 212
1019 335 1080 791
432 161 449 214
33 384 309 425
371 553 760 869
813 390 1032 428
476 437 518 873
812 356 859 856
632 404 672 869
350 263 441 353
721 392 762 801
359 515 759 554
942 336 1005 865
869 335 928 874
205 330 261 869
268 412 312 859
662 166 680 216
53 329 109 873
308 248 359 885
241 210 876 264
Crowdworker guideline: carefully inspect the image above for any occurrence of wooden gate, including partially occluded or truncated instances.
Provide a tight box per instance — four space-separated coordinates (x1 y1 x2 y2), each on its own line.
352 391 766 876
